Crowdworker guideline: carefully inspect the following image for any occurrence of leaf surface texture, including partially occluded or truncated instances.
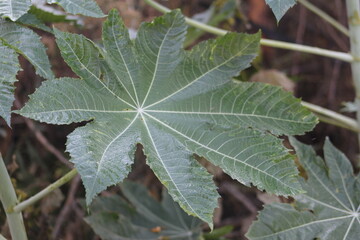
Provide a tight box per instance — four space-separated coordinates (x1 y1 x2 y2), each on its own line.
0 20 53 79
0 43 20 125
0 20 53 125
47 0 105 18
0 0 31 20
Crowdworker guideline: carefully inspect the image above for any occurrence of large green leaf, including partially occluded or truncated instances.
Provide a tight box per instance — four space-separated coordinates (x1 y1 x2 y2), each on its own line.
18 9 317 225
247 138 360 240
0 20 54 79
0 43 20 125
0 0 31 21
47 0 105 18
85 181 203 240
265 0 297 22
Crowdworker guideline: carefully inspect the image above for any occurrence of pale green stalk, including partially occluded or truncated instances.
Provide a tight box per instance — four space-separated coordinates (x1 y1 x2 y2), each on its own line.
346 0 360 146
260 39 352 62
143 0 353 62
298 0 349 36
301 102 359 132
11 169 78 213
0 155 27 240
0 234 6 240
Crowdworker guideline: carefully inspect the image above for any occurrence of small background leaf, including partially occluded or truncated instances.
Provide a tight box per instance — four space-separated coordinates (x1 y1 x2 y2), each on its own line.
85 181 203 240
47 0 105 18
265 0 296 22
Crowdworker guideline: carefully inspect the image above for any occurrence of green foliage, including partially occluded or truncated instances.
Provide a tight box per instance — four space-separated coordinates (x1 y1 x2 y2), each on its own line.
247 138 360 240
0 0 104 21
0 0 31 21
85 181 203 240
47 0 105 18
17 9 317 226
0 19 53 125
17 13 53 32
0 20 54 79
265 0 297 22
28 2 81 25
0 44 20 126
0 0 98 125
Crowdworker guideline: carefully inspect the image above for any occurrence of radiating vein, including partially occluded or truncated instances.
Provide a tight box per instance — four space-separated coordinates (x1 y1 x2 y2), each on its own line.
107 11 140 106
301 153 352 212
145 109 313 124
55 30 136 109
251 215 352 240
88 113 139 195
140 18 177 108
142 113 209 222
143 39 255 110
144 112 299 192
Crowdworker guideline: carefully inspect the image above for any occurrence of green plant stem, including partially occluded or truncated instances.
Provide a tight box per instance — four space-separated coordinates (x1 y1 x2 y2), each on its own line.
0 234 6 240
298 0 349 36
260 39 352 62
11 169 78 213
301 101 359 132
143 0 353 62
346 0 360 146
0 155 27 240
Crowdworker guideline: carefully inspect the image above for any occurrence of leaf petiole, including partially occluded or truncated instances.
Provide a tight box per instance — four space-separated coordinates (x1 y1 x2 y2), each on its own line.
11 168 78 213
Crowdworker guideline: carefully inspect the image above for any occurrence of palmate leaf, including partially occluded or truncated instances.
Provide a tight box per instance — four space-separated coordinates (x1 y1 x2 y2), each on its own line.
0 43 20 125
18 9 317 225
247 138 360 240
265 0 297 22
85 181 203 240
